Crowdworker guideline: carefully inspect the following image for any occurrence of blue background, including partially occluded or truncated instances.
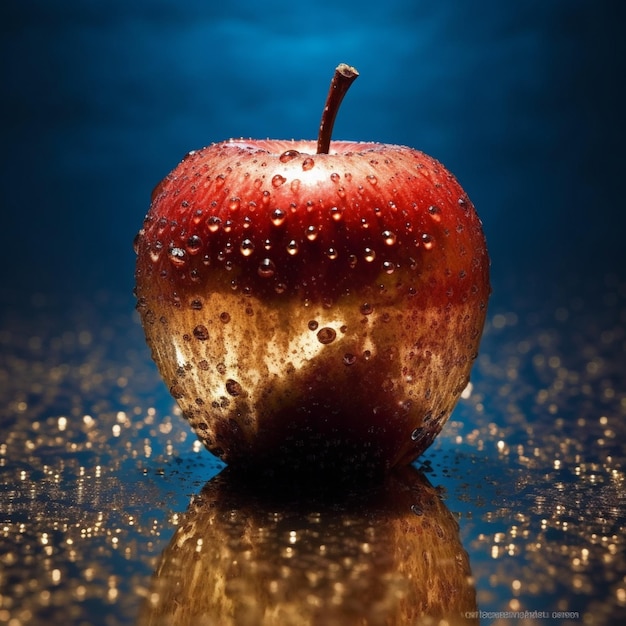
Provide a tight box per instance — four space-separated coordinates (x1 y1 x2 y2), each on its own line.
2 0 625 305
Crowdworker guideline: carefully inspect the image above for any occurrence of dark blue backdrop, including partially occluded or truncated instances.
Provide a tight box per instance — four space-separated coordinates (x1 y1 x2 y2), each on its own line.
2 0 625 305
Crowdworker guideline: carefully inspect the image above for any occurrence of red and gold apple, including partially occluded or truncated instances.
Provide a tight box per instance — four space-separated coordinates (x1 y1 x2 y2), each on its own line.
134 64 490 474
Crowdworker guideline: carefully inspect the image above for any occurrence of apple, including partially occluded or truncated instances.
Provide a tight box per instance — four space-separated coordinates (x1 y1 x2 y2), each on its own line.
139 466 477 625
134 64 490 476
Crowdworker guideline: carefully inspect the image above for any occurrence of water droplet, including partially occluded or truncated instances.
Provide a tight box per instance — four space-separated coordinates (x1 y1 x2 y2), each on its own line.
348 254 358 268
411 504 424 516
170 384 185 399
411 428 423 441
290 179 301 193
366 174 378 186
258 258 276 278
263 239 272 250
240 239 255 256
207 216 221 233
279 149 300 163
308 320 319 330
193 325 209 340
219 312 230 323
382 260 395 274
168 247 186 267
336 187 346 199
190 299 203 310
360 303 373 315
261 190 271 205
343 353 356 366
316 327 337 344
330 206 343 222
225 379 243 396
186 234 203 254
272 174 287 188
382 230 397 246
364 248 376 262
133 231 142 254
326 247 338 260
363 350 372 360
422 233 434 250
198 359 210 371
330 172 340 183
302 157 315 171
428 205 441 222
216 363 226 375
144 309 156 324
215 174 226 188
305 225 318 241
229 197 241 211
274 282 287 294
271 208 286 226
286 240 299 255
253 178 263 189
361 218 369 229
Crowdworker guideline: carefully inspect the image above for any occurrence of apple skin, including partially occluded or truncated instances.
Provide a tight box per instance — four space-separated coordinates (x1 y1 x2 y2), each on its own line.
139 466 477 626
134 139 489 475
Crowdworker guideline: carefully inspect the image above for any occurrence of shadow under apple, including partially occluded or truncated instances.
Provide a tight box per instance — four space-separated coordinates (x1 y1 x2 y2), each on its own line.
138 465 477 626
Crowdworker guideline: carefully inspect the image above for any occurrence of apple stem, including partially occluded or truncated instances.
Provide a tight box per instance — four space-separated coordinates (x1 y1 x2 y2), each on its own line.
316 64 359 155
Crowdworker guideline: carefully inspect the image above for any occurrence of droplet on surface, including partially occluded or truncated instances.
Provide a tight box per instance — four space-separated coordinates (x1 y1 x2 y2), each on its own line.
258 258 276 278
228 197 241 211
271 174 287 188
239 239 255 257
190 299 203 310
305 225 318 241
326 247 338 260
286 240 299 256
168 247 186 267
279 150 300 163
186 235 203 254
411 427 424 441
302 157 315 171
271 209 286 226
330 173 340 183
207 216 221 233
382 260 395 274
360 303 373 315
219 312 230 323
193 325 209 340
330 206 344 222
366 174 378 186
316 327 337 344
364 248 376 262
422 234 434 250
225 379 243 397
308 320 319 331
343 353 357 366
382 230 397 246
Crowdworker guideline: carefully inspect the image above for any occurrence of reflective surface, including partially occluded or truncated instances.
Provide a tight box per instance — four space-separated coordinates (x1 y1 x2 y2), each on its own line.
1 272 625 625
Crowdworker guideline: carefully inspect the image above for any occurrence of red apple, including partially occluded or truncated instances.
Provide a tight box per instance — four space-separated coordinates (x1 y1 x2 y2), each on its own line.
134 64 490 476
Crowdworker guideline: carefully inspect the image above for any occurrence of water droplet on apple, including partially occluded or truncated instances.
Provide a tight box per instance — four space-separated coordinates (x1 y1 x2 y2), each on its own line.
326 247 338 260
364 248 376 262
144 309 156 324
382 260 395 274
170 384 185 399
193 325 209 340
422 234 434 250
290 179 301 193
360 303 373 315
240 239 255 256
274 282 287 294
337 187 346 199
215 174 226 188
302 157 315 171
316 327 337 344
258 258 276 278
308 320 319 330
330 172 340 183
219 311 230 323
349 254 358 268
363 349 372 360
262 191 271 205
382 230 397 246
133 232 142 254
186 234 202 254
190 299 203 310
279 149 300 163
411 428 424 441
225 379 243 396
366 174 378 186
330 206 344 222
272 174 287 188
207 216 221 233
286 240 299 255
168 247 186 267
305 225 318 241
271 209 286 226
428 205 441 222
343 353 356 366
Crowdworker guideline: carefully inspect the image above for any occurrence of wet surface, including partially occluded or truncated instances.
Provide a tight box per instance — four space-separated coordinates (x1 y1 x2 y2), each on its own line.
1 272 625 625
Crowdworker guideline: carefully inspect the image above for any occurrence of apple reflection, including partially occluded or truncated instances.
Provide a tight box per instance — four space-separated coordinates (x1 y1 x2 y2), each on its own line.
139 466 477 626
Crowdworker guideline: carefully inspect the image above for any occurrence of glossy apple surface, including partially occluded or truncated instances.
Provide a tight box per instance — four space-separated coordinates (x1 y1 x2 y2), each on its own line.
134 138 489 474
